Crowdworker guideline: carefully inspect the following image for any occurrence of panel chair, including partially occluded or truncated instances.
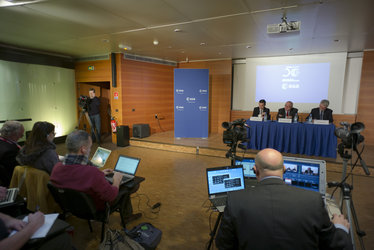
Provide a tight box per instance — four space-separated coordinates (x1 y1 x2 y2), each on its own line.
47 182 110 242
9 166 59 213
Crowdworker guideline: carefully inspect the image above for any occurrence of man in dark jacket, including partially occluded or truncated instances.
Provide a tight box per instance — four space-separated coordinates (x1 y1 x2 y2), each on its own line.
309 99 333 123
88 88 101 143
216 148 352 250
252 99 271 120
276 101 298 120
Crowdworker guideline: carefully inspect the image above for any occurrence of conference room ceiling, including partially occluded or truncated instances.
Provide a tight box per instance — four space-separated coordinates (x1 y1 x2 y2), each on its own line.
0 0 373 62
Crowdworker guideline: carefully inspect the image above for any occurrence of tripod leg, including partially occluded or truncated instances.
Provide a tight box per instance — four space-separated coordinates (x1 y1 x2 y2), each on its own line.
208 212 222 250
350 199 366 250
76 110 85 129
344 198 356 250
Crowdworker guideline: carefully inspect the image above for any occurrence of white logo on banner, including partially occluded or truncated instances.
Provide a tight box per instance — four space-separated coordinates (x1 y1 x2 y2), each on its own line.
199 106 207 111
176 89 184 94
176 105 184 111
186 97 196 103
199 89 208 94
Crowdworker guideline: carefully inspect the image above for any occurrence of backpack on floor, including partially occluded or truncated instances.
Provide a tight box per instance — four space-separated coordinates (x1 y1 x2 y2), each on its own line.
126 223 162 250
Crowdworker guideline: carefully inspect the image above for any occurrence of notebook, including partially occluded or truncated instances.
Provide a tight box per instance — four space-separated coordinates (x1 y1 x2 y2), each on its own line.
0 188 19 205
283 156 326 196
206 166 245 212
91 147 112 168
235 157 256 178
105 155 141 185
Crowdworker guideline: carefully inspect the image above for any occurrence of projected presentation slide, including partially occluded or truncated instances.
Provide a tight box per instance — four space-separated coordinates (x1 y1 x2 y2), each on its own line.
256 63 330 103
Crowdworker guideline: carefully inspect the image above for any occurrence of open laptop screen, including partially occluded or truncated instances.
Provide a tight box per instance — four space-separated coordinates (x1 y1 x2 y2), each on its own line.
283 157 326 194
206 166 245 195
91 147 111 168
235 157 256 178
114 155 140 175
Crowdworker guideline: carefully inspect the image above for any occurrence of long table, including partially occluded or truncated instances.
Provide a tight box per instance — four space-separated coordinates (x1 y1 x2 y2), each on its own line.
245 120 337 158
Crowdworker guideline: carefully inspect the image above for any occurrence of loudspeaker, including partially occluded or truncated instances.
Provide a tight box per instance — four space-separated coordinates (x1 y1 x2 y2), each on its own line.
133 124 150 138
116 125 129 147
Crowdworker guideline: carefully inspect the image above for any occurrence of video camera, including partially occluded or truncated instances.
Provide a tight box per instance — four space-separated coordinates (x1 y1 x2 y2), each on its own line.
78 95 90 111
335 122 365 149
222 119 248 146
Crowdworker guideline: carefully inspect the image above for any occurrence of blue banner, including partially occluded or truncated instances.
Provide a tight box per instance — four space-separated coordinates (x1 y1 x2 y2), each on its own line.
174 69 209 138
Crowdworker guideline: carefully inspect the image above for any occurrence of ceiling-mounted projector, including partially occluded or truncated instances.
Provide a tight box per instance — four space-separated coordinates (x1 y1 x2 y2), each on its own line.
267 16 301 34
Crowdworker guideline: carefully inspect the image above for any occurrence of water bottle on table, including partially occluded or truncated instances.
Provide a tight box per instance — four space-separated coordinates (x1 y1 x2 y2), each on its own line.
308 114 312 123
293 113 298 123
264 112 267 122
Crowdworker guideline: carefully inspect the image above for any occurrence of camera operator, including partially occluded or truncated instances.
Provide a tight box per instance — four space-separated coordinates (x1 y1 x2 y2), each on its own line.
88 88 101 143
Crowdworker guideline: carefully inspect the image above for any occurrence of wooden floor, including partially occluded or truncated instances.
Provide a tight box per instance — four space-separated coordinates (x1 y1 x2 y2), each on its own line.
55 132 374 250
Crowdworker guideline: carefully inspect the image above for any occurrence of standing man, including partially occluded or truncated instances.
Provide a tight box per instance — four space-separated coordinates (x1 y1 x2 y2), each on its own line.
0 121 24 186
252 99 271 120
309 99 333 123
216 148 352 250
276 101 298 120
88 88 101 143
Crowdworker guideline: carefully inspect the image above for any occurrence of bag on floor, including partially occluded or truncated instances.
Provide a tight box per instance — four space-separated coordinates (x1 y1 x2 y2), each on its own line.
99 228 144 250
126 223 162 250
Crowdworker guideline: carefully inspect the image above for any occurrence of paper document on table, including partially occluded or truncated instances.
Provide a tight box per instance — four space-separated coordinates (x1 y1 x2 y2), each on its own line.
9 213 58 239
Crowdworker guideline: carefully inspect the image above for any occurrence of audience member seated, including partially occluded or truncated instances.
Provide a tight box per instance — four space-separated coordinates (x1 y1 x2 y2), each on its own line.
0 121 24 187
308 99 333 123
216 148 352 250
0 211 72 250
276 101 298 120
17 121 58 175
50 130 141 225
252 99 271 120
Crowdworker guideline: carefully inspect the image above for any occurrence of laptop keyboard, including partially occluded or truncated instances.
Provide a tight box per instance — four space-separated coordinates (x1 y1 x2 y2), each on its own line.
211 197 227 207
0 188 18 204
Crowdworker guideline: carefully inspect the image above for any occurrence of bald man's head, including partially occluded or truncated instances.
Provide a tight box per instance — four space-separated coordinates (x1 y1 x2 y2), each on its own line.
254 148 284 179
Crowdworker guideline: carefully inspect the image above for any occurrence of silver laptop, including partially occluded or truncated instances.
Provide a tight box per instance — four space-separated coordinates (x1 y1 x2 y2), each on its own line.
206 166 245 212
105 155 141 185
91 147 112 168
283 156 326 197
0 188 19 205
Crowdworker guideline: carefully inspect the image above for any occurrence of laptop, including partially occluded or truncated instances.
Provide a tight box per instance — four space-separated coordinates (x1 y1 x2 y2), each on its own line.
235 157 256 178
0 188 19 206
91 147 112 168
283 156 326 196
105 155 141 185
206 165 245 212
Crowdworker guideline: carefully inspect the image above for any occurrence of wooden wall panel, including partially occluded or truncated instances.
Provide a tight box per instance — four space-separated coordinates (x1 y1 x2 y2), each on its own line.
120 59 175 135
357 51 374 145
179 60 232 134
75 60 111 82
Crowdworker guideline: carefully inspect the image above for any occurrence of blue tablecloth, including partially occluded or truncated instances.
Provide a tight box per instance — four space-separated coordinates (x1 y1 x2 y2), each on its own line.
245 120 337 158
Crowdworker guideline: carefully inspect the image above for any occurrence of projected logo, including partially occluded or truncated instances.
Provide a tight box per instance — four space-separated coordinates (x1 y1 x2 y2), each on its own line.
199 106 208 111
175 106 184 111
199 89 208 94
282 66 300 77
186 97 196 103
176 89 184 94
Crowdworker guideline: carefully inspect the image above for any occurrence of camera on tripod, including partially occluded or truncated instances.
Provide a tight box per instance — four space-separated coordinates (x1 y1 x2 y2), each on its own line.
334 122 365 159
78 95 91 111
222 119 249 160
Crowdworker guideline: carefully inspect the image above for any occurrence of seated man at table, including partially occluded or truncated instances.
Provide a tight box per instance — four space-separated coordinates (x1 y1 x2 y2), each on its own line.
308 99 333 123
50 130 141 224
252 99 271 120
276 101 298 120
0 211 72 249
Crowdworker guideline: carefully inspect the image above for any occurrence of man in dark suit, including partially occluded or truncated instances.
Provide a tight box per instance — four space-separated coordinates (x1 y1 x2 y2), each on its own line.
215 148 351 250
252 99 270 120
276 101 298 120
309 99 333 123
0 121 24 187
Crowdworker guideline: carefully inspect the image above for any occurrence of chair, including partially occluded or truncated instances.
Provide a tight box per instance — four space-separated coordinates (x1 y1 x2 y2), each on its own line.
47 182 110 242
9 166 59 213
0 164 11 187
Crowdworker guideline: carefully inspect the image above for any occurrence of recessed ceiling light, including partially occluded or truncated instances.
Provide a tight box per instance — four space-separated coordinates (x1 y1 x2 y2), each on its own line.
246 45 251 49
174 28 182 32
153 40 159 45
218 52 222 55
200 42 206 46
181 50 185 53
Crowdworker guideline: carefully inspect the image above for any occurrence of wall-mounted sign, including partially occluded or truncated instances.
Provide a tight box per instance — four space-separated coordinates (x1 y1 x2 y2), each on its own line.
114 91 119 99
88 66 95 71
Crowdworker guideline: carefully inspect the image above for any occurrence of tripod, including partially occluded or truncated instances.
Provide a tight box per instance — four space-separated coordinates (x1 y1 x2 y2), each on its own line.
331 150 366 250
76 108 100 145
